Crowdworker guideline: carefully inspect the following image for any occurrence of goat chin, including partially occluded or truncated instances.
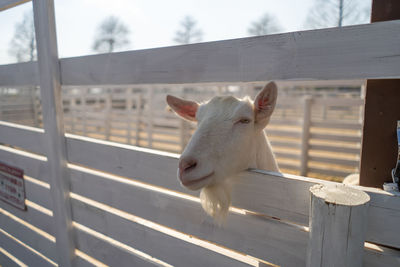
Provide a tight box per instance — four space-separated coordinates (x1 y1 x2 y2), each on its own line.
200 181 232 224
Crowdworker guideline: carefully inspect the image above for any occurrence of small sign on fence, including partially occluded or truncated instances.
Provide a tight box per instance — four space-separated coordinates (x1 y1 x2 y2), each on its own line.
0 161 26 210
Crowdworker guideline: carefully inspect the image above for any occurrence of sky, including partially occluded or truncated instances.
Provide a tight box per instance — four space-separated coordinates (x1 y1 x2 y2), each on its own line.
0 0 371 64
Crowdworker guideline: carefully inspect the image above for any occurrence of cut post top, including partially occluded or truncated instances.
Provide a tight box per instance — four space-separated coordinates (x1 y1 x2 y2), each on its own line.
310 184 370 206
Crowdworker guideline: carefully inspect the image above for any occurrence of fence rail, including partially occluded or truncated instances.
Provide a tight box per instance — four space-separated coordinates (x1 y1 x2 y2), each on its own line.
0 122 399 266
1 1 400 264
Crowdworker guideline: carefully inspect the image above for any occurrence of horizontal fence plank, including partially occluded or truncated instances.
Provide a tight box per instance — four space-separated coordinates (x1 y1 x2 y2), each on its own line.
309 144 360 154
66 134 400 249
0 146 49 183
58 20 400 86
69 167 308 267
236 170 400 249
0 61 39 87
311 121 362 130
267 130 301 138
0 209 57 263
0 121 45 155
307 167 351 177
0 228 54 267
363 244 400 267
0 250 20 267
24 177 52 211
0 200 54 236
71 197 252 267
308 156 359 167
310 133 361 143
74 225 166 267
312 98 364 106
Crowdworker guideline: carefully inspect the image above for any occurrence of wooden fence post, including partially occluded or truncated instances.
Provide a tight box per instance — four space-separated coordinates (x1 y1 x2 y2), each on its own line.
126 88 133 144
300 96 312 176
32 0 75 266
135 94 142 146
147 86 154 148
307 184 370 267
105 91 112 140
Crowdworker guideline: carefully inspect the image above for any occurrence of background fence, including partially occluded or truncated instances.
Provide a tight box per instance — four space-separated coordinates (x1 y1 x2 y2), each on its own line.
0 81 364 181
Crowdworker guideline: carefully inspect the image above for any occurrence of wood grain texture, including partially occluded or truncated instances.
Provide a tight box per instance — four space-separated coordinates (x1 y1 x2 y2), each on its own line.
71 197 252 267
0 200 54 236
0 228 54 267
0 210 57 262
0 145 49 183
307 184 370 267
66 134 400 249
69 168 308 267
0 121 45 155
33 0 75 265
0 251 20 267
57 20 400 86
74 225 166 267
0 61 39 87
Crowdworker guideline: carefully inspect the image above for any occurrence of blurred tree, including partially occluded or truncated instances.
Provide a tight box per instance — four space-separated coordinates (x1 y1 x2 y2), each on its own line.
174 16 203 44
304 0 370 29
247 13 283 36
92 16 130 53
9 12 37 62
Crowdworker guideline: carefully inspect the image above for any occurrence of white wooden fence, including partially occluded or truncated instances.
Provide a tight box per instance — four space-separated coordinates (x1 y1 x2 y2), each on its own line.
0 0 400 266
1 83 363 180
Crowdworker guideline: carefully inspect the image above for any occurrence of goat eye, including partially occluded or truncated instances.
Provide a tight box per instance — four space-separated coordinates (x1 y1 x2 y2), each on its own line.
238 118 251 124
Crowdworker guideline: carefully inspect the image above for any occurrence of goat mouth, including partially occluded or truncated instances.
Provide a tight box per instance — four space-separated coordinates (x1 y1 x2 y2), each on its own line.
181 172 214 187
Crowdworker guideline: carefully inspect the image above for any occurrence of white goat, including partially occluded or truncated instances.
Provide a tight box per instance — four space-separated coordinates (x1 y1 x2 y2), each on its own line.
166 82 279 221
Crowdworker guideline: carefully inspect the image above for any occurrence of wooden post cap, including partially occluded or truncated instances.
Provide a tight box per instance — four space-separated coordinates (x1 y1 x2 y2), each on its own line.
310 184 370 206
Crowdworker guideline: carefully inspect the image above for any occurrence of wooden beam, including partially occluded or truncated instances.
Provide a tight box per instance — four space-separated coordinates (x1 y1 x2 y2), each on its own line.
359 0 400 187
59 20 400 85
0 0 30 11
32 0 75 266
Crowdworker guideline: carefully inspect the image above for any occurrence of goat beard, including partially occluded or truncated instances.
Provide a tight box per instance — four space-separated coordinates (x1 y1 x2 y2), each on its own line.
200 180 232 224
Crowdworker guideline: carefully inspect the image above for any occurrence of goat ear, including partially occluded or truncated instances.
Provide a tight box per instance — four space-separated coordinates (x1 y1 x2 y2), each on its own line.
254 82 277 126
166 95 198 121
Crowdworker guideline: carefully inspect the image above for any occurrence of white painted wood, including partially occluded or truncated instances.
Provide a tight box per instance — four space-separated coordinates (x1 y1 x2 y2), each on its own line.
71 197 252 267
147 86 154 148
0 145 50 183
307 184 370 267
59 21 400 85
0 0 30 11
0 250 20 267
266 129 302 138
363 243 400 267
311 121 362 130
65 134 400 249
0 197 54 236
307 167 351 177
0 121 45 155
0 209 57 262
73 255 98 267
74 225 164 267
135 94 142 146
0 62 38 87
32 0 75 266
300 96 312 176
311 133 361 143
68 167 308 266
312 98 364 106
309 156 358 167
309 144 360 154
0 228 54 267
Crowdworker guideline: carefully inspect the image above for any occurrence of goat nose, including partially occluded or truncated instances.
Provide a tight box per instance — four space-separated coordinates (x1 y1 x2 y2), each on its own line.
179 157 198 174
